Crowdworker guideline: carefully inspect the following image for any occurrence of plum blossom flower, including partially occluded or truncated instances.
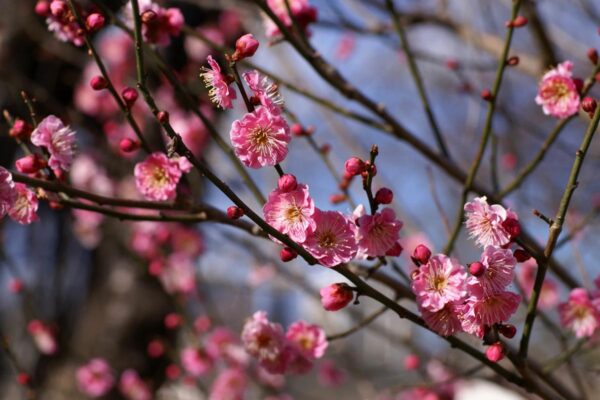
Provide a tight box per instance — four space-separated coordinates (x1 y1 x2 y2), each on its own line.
27 320 57 355
464 196 519 248
356 207 403 258
535 61 581 119
31 115 76 171
42 1 85 46
317 360 346 387
469 246 517 294
8 184 38 225
559 288 600 338
230 106 291 168
0 168 16 218
157 252 196 295
243 70 284 110
181 347 214 377
119 369 151 400
134 152 186 201
124 0 184 46
460 284 521 335
263 183 316 242
518 258 559 310
76 358 115 398
264 0 318 38
200 55 236 109
304 210 358 267
411 254 467 312
241 311 289 374
419 302 463 337
320 283 354 311
286 321 328 360
209 368 247 400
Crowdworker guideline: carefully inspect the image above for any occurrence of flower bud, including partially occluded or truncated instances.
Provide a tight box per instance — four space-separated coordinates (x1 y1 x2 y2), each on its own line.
320 283 354 311
582 97 597 116
227 206 244 219
506 15 528 28
513 249 531 262
498 324 517 339
411 244 431 266
90 75 108 90
86 13 105 32
35 1 50 16
148 259 163 276
9 279 24 294
445 58 459 70
280 247 297 262
119 138 140 153
291 123 305 136
588 48 598 65
320 143 331 154
233 33 259 61
15 154 44 174
157 110 169 124
386 242 403 257
147 339 165 358
122 87 139 107
9 119 33 140
506 56 519 66
502 218 521 239
345 157 364 176
374 187 393 204
481 89 493 101
165 364 181 380
141 10 157 24
329 193 346 204
469 261 485 277
486 342 505 362
164 313 182 329
16 373 30 386
404 354 420 370
278 174 298 193
50 0 67 18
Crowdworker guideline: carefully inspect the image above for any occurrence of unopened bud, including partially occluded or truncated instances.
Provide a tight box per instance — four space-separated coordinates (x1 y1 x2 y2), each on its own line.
227 206 244 219
374 187 393 205
588 48 598 65
86 13 105 32
122 87 138 107
469 261 485 277
119 138 140 153
280 247 297 262
411 244 431 266
232 33 259 61
90 75 108 90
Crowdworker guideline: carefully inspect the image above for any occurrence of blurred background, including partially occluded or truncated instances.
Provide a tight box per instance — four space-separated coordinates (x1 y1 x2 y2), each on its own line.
0 0 600 398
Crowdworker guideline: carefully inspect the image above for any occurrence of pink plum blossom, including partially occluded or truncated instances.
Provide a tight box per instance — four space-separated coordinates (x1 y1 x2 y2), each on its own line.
241 311 289 374
304 209 358 267
264 0 318 38
419 302 463 337
134 152 185 201
27 320 57 355
263 183 316 242
44 1 85 46
317 360 346 387
157 252 196 295
559 288 600 338
76 358 115 397
8 184 38 224
411 254 467 312
464 285 521 329
200 55 236 109
181 347 214 377
0 168 16 218
230 106 291 168
286 321 328 360
464 196 519 248
356 208 403 258
209 368 247 400
469 246 517 294
124 0 184 46
119 369 151 400
31 115 77 171
535 61 581 118
243 70 284 110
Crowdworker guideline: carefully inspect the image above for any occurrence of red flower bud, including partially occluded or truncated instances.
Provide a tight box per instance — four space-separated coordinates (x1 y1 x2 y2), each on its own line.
469 261 485 277
291 123 305 136
582 97 597 116
481 89 493 101
233 33 259 61
165 364 181 380
320 143 331 154
506 15 528 28
50 0 67 18
588 48 598 65
278 174 298 193
404 354 420 370
141 10 157 24
157 110 169 124
86 13 105 32
90 75 108 91
280 247 297 262
329 193 346 204
119 138 140 153
227 206 244 219
16 373 30 386
513 249 531 262
344 157 364 176
411 244 431 266
374 187 393 205
35 1 51 17
9 119 33 140
164 313 182 329
486 342 505 362
9 279 24 294
147 339 165 358
122 87 138 107
15 154 44 174
502 217 521 239
506 56 519 66
498 324 517 339
445 58 459 70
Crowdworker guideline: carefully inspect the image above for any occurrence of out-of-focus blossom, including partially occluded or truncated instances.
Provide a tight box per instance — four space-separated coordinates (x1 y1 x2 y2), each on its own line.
286 321 328 360
119 369 151 400
241 311 288 374
76 358 115 397
356 208 403 258
185 26 224 63
134 152 186 201
317 360 346 387
27 320 57 355
200 55 237 109
264 0 318 38
535 61 581 118
43 0 85 46
411 254 467 312
8 184 38 224
304 210 358 267
559 288 600 338
124 0 183 46
181 347 213 377
263 183 316 242
335 33 356 60
157 252 196 295
31 115 77 171
209 368 247 400
517 258 559 310
464 196 519 248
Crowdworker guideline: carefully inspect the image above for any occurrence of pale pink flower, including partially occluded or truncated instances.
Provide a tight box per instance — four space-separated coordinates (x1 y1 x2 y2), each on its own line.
119 370 151 400
31 115 77 171
317 360 346 387
241 311 289 374
0 168 16 218
44 1 85 46
356 208 403 258
465 285 521 328
181 347 213 377
411 254 467 312
76 358 115 398
264 0 318 38
124 0 184 46
134 152 184 201
535 61 581 118
320 283 354 311
27 320 57 355
304 210 358 267
559 288 600 338
243 70 284 109
200 55 236 109
230 106 291 168
263 183 316 242
8 184 38 225
517 258 559 310
419 302 463 337
286 321 328 360
170 226 204 257
469 246 516 294
157 252 196 295
209 368 247 400
206 327 236 359
464 196 519 248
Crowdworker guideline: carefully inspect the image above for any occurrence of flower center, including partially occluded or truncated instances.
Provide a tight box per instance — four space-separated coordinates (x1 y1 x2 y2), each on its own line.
297 335 314 350
542 78 571 101
285 204 303 222
318 231 336 249
152 166 168 186
251 126 272 148
431 275 447 292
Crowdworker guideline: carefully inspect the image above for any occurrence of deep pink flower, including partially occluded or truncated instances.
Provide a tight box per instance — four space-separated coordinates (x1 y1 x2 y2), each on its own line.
411 254 467 312
241 311 289 374
200 55 236 109
119 369 151 400
419 302 463 337
356 207 403 258
0 168 16 218
320 283 354 311
230 106 291 168
264 0 317 38
243 70 284 109
304 209 358 267
559 288 600 338
263 183 316 242
124 0 183 46
134 152 184 201
464 196 518 248
181 347 213 377
157 252 196 295
30 115 76 171
469 246 516 294
286 321 328 360
465 285 521 328
209 368 247 400
535 61 581 118
8 184 38 225
76 358 115 398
